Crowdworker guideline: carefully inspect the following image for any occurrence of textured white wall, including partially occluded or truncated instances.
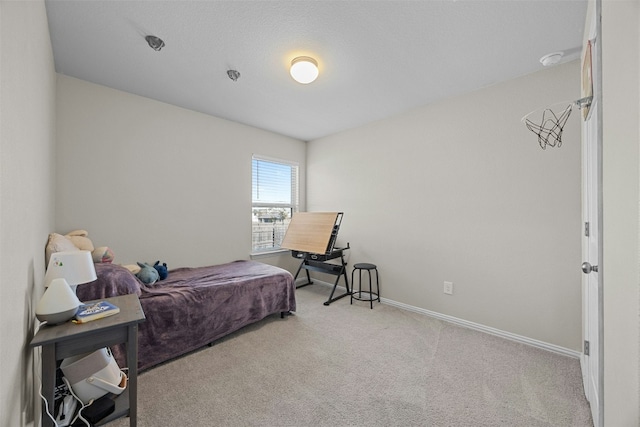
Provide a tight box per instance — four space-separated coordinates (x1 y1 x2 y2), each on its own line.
601 1 640 425
307 62 583 351
0 1 56 426
55 76 306 270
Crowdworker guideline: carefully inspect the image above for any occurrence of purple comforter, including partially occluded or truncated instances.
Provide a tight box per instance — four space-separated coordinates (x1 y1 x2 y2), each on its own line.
77 260 296 371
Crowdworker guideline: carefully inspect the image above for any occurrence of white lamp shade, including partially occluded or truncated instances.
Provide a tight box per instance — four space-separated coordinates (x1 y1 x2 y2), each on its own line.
290 56 319 84
45 250 97 288
36 278 81 324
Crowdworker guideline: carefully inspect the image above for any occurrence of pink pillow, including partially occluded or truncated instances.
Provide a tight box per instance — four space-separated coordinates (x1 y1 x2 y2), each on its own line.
92 246 114 263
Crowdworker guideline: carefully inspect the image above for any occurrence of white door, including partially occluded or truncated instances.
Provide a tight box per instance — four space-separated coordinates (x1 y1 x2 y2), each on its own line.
581 16 603 427
582 96 602 426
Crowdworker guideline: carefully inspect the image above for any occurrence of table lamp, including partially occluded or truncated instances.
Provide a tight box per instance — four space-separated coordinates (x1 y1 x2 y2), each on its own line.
36 250 97 324
44 250 97 293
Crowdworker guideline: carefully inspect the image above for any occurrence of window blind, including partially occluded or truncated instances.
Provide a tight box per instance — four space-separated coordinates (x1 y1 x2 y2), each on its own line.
252 157 298 208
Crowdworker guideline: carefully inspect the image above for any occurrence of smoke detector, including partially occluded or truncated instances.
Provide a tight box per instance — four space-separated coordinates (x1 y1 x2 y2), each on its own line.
539 52 564 67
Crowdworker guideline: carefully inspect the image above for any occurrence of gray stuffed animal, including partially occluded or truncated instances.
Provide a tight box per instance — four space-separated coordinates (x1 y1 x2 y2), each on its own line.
136 262 159 285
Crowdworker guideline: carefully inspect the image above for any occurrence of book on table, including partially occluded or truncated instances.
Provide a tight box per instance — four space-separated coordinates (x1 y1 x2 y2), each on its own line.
74 300 120 323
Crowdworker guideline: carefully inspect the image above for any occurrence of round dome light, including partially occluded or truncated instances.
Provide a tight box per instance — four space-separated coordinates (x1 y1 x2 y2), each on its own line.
539 52 564 67
290 56 319 84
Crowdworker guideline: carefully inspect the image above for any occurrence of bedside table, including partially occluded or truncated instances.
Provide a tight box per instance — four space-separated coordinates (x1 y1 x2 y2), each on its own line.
30 294 146 427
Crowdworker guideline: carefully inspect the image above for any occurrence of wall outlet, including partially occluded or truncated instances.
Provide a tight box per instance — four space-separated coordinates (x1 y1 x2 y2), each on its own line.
444 281 453 295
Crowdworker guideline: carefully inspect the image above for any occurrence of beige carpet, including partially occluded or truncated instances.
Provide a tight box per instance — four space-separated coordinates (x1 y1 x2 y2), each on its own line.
108 285 593 427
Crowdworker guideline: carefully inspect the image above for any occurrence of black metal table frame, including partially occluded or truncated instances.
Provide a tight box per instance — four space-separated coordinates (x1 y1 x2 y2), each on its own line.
294 248 351 306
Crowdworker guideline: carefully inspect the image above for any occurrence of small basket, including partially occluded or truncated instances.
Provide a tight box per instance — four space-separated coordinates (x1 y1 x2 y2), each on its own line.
60 347 127 404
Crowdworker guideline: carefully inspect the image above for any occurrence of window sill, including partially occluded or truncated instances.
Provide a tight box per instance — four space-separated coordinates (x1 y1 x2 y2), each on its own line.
250 249 289 259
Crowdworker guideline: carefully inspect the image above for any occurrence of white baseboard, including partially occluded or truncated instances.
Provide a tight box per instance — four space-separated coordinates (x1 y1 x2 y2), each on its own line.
300 278 581 359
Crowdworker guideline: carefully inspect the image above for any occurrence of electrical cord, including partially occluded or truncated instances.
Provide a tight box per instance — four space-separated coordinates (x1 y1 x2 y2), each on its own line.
35 320 48 333
62 377 93 427
36 372 92 427
37 376 59 427
34 321 59 427
34 336 92 427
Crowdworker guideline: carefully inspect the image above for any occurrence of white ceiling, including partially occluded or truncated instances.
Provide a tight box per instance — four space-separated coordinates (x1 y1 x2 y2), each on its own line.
45 0 587 141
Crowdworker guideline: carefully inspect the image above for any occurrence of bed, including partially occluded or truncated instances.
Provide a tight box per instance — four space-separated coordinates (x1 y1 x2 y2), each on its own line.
76 260 296 371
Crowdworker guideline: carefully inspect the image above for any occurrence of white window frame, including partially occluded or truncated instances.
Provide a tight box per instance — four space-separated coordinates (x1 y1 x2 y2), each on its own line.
251 155 299 254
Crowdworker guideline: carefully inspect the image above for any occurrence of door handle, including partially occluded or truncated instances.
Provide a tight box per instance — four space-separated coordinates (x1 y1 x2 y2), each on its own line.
582 262 598 274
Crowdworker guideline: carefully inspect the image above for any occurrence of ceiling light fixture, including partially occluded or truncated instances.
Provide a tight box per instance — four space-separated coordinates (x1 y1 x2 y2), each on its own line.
290 56 319 84
539 51 563 67
145 35 165 51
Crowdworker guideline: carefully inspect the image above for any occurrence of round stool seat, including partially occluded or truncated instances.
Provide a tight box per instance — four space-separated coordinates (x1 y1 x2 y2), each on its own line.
353 263 377 270
350 263 380 309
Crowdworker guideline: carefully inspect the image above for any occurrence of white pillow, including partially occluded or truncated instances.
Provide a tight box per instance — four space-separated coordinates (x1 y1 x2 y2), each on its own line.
45 233 79 264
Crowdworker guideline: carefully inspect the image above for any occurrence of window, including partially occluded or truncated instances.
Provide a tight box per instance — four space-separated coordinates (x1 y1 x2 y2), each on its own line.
252 156 299 252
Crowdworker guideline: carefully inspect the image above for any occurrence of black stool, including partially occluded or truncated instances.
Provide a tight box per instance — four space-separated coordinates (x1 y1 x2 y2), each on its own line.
350 263 380 309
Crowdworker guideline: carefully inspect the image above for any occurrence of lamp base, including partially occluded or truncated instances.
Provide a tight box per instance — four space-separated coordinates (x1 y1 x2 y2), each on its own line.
36 307 78 325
